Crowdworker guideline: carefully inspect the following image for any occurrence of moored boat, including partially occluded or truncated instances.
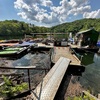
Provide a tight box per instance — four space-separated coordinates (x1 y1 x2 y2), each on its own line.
0 46 30 57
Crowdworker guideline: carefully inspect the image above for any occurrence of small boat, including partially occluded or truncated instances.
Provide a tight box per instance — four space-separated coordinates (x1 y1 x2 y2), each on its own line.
0 40 19 47
0 43 19 47
14 41 36 50
0 46 29 57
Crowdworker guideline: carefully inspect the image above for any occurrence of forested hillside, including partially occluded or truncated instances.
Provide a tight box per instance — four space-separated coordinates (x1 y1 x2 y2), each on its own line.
0 20 49 36
50 18 100 33
0 18 100 36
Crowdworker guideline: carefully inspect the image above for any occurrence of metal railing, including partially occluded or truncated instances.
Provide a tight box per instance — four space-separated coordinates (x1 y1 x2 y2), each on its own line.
0 66 50 90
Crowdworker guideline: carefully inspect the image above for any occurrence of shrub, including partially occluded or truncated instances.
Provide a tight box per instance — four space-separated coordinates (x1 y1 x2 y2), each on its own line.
0 75 28 98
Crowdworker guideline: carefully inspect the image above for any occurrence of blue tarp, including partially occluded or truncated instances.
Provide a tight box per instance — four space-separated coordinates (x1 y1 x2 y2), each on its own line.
15 41 35 46
69 38 74 42
97 41 100 47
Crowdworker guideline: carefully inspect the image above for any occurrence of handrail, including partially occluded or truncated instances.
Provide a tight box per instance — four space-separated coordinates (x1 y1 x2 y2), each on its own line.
0 66 49 70
0 66 50 90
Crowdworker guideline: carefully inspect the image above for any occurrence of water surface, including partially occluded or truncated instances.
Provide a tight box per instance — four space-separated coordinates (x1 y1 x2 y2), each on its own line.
80 53 100 94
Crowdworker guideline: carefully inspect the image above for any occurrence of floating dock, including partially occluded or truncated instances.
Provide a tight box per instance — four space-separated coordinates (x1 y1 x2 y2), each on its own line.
52 46 81 65
36 43 54 48
35 43 81 65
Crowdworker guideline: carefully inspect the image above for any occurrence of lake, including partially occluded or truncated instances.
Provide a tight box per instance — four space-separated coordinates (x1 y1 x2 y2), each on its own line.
12 50 100 95
80 52 100 95
0 51 51 89
0 48 100 95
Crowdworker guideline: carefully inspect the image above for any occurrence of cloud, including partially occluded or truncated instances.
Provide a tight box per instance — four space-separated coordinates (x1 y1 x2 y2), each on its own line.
68 0 89 7
14 0 100 26
83 9 100 18
42 0 53 7
67 6 91 16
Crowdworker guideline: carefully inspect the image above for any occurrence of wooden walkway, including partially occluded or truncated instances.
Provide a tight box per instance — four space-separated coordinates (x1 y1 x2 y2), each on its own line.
52 46 81 65
35 43 81 65
31 57 70 100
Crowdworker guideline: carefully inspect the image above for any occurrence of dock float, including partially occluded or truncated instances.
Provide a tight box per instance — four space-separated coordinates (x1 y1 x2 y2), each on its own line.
31 57 70 100
52 46 81 65
36 43 53 48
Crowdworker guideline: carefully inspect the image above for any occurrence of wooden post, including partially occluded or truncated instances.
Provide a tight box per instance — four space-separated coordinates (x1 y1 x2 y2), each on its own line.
27 69 31 90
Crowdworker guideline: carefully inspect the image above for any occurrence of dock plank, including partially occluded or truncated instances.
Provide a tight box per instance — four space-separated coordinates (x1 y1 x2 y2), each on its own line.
53 46 81 65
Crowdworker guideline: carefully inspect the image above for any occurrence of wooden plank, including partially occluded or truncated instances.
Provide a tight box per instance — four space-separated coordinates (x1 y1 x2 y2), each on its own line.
53 46 81 65
0 70 17 75
31 57 70 100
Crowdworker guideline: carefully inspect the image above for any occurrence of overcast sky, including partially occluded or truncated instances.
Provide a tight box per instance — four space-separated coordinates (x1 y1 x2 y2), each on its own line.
0 0 100 27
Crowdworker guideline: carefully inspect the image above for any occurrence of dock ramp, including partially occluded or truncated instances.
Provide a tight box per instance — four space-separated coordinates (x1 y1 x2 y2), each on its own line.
31 57 70 100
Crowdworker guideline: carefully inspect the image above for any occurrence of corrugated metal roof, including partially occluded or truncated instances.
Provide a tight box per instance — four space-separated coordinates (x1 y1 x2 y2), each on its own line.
76 28 96 36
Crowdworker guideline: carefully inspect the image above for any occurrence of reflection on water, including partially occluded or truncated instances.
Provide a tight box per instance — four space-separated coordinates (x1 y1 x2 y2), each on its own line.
80 53 100 94
93 53 100 67
0 52 51 93
13 52 50 68
81 53 94 65
12 52 51 88
12 52 51 74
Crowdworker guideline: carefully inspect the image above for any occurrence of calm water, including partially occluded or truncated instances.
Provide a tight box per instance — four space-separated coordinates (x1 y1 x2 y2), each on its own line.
1 49 100 94
13 51 100 94
11 52 51 75
12 52 51 87
13 53 50 67
80 53 100 94
0 52 51 97
0 52 50 83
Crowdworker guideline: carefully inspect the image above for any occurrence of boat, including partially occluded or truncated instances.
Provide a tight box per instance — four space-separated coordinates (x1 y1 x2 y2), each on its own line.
0 43 19 47
0 46 29 57
0 40 19 47
14 41 36 50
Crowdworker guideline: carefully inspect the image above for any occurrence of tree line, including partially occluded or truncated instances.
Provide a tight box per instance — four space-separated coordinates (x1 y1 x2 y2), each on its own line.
0 18 100 36
0 20 49 36
50 18 100 33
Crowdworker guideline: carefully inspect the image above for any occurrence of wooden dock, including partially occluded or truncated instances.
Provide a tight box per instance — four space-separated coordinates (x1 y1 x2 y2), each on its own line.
36 43 53 48
52 46 81 65
35 43 81 65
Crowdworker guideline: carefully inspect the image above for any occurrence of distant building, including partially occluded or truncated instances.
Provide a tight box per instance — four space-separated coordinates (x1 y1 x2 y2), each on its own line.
75 28 99 47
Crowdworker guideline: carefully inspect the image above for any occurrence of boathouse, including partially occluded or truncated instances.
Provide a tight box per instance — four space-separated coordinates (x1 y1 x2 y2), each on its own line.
75 28 99 47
